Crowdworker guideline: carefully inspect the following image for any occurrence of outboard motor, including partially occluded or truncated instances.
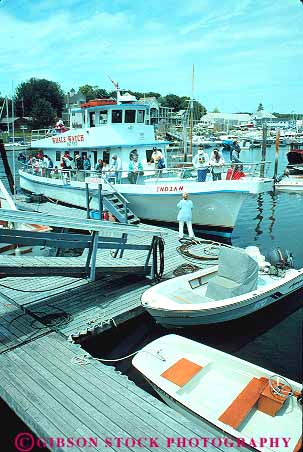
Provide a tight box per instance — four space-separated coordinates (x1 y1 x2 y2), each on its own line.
267 248 294 270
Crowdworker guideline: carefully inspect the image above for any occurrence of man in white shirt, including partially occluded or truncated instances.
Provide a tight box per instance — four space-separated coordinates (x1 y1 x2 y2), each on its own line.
109 154 122 183
192 146 209 182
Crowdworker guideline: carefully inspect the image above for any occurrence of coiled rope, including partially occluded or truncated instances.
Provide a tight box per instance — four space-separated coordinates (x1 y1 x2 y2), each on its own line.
152 236 165 282
177 238 225 261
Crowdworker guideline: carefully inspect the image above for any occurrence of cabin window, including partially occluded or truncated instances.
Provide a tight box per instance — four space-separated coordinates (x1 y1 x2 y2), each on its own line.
125 110 136 123
89 112 96 127
103 150 110 164
112 110 122 123
99 110 108 124
137 110 145 123
56 151 61 162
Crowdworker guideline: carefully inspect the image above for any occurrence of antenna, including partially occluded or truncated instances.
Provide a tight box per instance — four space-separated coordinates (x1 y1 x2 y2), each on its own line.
108 75 119 90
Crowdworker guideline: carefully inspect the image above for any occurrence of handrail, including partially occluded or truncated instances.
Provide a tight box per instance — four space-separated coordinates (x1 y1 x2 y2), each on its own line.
99 174 130 204
19 159 272 186
0 209 165 236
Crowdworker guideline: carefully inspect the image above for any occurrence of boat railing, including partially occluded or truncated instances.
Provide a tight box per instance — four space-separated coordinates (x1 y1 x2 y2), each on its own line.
31 127 70 142
20 160 272 185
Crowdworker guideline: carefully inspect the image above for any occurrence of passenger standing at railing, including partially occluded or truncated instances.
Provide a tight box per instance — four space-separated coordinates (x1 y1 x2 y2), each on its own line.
209 149 225 181
83 155 91 172
226 164 246 180
128 150 144 184
192 145 209 182
75 154 84 170
109 154 122 183
95 159 104 176
149 147 165 176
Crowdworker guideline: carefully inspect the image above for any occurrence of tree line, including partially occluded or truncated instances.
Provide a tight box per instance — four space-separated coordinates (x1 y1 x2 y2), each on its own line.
0 78 207 129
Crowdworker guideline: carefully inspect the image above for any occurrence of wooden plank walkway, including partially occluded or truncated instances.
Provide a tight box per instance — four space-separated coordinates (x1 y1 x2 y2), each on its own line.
0 204 237 452
0 223 205 340
0 253 150 277
0 332 240 452
0 298 51 354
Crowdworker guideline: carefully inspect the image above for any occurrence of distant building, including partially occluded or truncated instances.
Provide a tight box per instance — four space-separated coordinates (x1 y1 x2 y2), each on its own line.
252 111 291 128
137 97 173 125
200 112 253 129
63 92 86 126
0 116 32 132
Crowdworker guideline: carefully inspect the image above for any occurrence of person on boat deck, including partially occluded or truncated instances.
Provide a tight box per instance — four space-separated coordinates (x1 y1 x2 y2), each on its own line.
177 192 195 240
231 140 241 161
109 154 122 182
128 149 144 184
149 147 165 175
55 118 65 133
149 147 162 167
192 145 209 182
83 155 91 171
75 154 84 170
209 149 225 181
226 164 245 180
17 152 26 163
95 159 105 176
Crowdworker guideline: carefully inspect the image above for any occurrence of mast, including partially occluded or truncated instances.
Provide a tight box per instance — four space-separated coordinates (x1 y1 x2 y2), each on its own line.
11 82 16 198
189 64 194 162
6 97 10 136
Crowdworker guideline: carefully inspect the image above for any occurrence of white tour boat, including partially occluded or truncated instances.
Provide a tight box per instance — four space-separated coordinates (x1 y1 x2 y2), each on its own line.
19 88 274 238
141 245 303 327
132 334 302 452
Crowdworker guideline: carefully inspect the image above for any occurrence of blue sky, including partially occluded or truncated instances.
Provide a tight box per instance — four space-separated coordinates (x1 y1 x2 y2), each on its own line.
0 0 302 113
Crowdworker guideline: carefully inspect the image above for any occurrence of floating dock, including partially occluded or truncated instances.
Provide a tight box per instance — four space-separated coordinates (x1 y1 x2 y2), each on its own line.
0 205 242 452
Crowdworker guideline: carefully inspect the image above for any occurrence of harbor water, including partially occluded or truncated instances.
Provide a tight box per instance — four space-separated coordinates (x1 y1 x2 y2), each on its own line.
82 144 302 391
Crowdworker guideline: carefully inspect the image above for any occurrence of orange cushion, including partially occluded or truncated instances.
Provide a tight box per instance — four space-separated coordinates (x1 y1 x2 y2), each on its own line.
161 358 203 387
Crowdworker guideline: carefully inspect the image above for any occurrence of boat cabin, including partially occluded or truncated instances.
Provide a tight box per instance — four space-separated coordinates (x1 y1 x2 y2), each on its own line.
71 101 148 129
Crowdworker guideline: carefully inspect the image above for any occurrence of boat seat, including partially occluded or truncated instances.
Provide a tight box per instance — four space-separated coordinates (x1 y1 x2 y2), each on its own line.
219 377 268 429
161 358 203 387
206 246 259 300
172 288 212 304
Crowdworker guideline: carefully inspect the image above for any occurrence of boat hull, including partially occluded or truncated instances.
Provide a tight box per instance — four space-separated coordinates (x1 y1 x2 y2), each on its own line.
132 334 302 452
19 170 267 236
144 272 303 327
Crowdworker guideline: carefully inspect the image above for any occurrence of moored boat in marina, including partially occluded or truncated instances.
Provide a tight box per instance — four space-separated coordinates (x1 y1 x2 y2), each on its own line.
132 334 302 452
19 87 274 238
287 142 303 165
141 245 303 327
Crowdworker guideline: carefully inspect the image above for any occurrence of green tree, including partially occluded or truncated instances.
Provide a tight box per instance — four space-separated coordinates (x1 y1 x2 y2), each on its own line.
15 78 64 117
161 94 183 112
94 88 109 98
78 85 96 101
212 107 220 113
31 98 56 128
194 101 207 118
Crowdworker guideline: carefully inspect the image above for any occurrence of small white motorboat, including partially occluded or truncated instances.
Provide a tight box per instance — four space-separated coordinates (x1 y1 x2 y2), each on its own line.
132 334 302 452
141 246 303 327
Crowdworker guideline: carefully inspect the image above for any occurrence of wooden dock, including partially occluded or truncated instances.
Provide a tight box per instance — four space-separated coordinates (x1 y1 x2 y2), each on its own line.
0 204 241 452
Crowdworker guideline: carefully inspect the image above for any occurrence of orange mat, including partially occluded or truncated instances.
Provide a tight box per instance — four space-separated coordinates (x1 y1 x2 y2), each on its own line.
161 358 203 387
219 377 268 429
